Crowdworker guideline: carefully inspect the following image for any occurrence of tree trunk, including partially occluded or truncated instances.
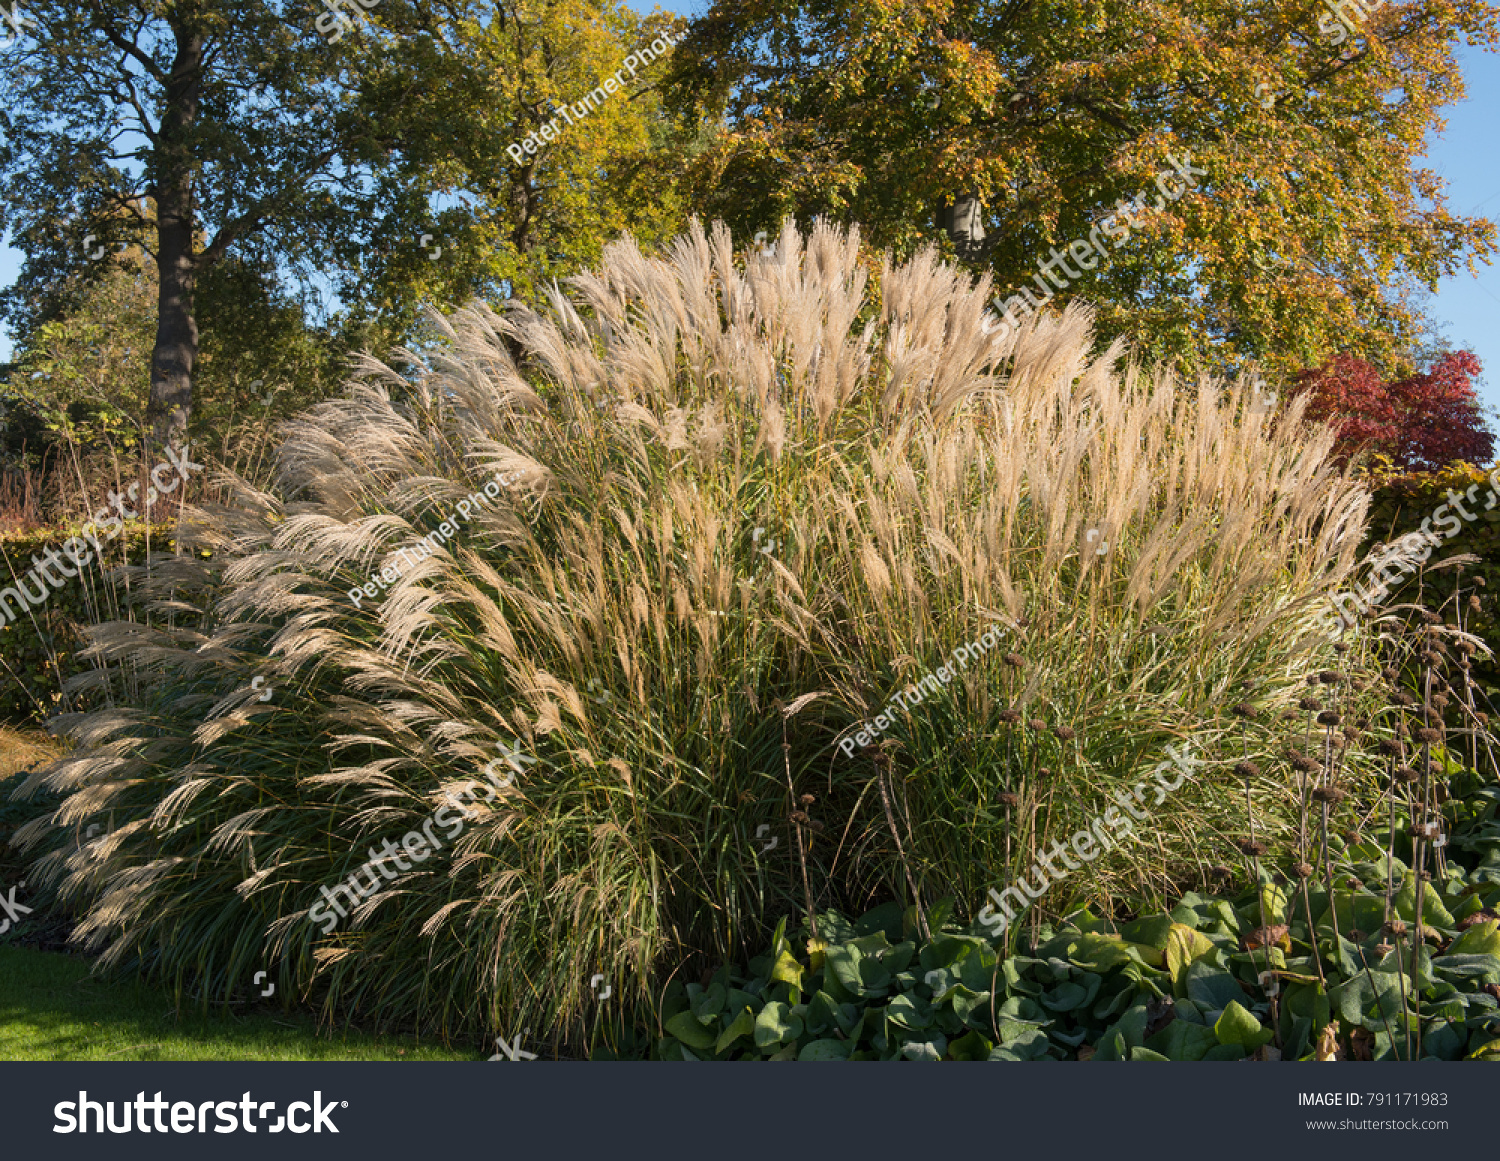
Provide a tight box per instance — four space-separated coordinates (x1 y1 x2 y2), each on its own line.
146 24 205 452
942 193 987 265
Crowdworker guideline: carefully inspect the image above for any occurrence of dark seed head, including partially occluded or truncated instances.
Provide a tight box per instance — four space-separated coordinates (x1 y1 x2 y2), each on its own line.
1414 727 1442 744
789 810 810 824
998 709 1022 724
996 792 1020 809
1376 738 1402 757
1348 928 1365 942
1238 839 1268 858
1431 692 1451 709
1392 766 1420 783
1037 766 1053 779
1003 652 1025 668
808 819 825 832
1287 749 1319 773
1232 703 1259 720
1209 864 1233 879
1381 667 1400 682
1027 718 1047 732
1316 710 1342 727
1052 726 1076 741
799 793 816 806
1294 862 1314 879
1470 595 1482 611
1318 670 1341 685
1386 919 1408 937
1299 697 1323 712
1234 760 1260 778
1311 786 1347 804
1334 642 1349 654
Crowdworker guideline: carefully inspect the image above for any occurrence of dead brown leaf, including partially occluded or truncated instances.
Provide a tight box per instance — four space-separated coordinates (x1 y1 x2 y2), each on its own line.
1244 924 1291 952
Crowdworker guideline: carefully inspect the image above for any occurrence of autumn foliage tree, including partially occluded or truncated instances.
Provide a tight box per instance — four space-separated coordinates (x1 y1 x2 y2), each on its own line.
0 0 686 452
668 0 1500 378
1292 351 1494 471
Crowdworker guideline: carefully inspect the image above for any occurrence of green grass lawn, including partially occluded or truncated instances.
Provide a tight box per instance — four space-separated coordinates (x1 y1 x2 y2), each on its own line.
0 945 478 1061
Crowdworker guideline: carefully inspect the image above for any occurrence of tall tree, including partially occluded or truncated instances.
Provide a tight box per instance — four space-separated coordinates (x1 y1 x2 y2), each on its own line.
0 0 433 447
668 0 1500 378
0 0 689 450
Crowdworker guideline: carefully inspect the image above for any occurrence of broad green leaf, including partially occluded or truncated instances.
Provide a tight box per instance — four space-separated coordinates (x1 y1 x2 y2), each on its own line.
691 982 726 1023
1394 876 1456 928
1315 890 1389 937
805 990 855 1036
1165 922 1218 996
715 1008 756 1054
797 1038 851 1061
1259 882 1290 926
1099 1002 1150 1052
824 945 867 998
1214 1000 1274 1050
1146 1018 1219 1061
900 1035 945 1061
1069 932 1134 971
1185 960 1244 1012
753 1000 803 1048
1448 919 1500 957
948 983 990 1025
1120 914 1175 950
770 949 804 991
948 1029 993 1060
886 992 934 1031
665 1009 717 1051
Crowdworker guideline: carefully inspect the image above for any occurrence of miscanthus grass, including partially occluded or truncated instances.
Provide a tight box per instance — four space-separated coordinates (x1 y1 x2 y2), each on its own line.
12 220 1371 1052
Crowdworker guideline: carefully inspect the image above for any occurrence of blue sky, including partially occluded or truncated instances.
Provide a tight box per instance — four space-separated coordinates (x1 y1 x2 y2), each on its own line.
3 4 1496 412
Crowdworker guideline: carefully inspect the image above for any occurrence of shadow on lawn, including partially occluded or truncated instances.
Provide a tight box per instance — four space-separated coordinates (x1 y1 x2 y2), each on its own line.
0 945 476 1061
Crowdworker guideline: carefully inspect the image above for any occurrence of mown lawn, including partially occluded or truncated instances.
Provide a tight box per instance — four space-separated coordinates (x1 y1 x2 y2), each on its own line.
0 945 478 1060
2 724 481 1061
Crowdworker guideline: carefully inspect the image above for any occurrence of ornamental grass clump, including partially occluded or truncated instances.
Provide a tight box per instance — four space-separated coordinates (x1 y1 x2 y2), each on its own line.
13 219 1373 1052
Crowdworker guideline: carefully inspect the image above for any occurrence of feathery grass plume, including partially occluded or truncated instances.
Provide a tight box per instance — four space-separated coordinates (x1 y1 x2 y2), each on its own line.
12 219 1375 1051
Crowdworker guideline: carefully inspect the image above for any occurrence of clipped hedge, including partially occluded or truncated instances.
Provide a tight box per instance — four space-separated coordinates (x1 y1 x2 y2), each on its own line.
1363 460 1500 682
0 524 180 723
